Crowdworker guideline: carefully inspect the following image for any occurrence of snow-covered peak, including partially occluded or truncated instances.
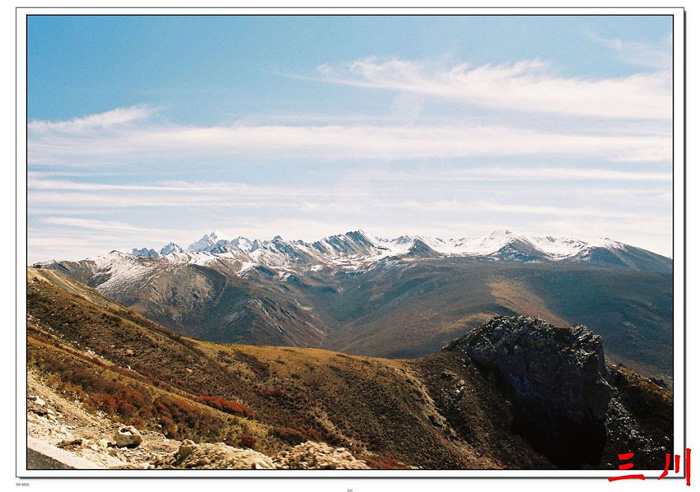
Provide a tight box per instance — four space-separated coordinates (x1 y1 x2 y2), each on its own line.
313 231 379 256
210 229 231 241
160 242 185 255
490 229 513 237
377 235 447 255
230 236 253 251
450 229 529 256
188 229 231 252
87 250 154 292
392 235 416 246
188 235 211 252
123 229 642 265
530 236 588 258
588 237 625 250
132 247 160 259
57 229 663 282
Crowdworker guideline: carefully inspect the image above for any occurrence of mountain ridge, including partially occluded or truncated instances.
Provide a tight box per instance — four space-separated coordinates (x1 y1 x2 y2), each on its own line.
33 229 673 378
35 228 672 277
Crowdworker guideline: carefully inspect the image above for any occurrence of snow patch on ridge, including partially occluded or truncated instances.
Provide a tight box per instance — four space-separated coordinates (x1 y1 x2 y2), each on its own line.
530 236 588 258
91 252 153 292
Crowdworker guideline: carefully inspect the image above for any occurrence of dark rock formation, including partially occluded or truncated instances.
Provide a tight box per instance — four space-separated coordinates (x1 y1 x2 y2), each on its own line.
446 316 612 425
445 316 614 467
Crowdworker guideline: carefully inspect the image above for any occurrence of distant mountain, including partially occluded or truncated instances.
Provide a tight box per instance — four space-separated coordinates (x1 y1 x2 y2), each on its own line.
36 228 672 276
33 229 673 378
188 229 232 253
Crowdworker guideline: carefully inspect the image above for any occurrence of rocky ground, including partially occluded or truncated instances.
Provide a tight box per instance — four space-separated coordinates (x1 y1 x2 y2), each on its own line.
27 370 179 469
27 370 369 470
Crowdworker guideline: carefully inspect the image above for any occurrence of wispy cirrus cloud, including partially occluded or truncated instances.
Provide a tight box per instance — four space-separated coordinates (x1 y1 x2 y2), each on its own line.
27 164 670 214
590 33 672 70
28 107 671 166
28 169 672 262
313 57 671 120
28 105 154 133
41 217 155 233
27 176 374 213
363 167 672 184
470 201 662 220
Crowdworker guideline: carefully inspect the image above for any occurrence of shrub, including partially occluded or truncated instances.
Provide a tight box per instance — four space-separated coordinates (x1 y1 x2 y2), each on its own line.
197 395 255 419
364 456 409 470
258 387 286 398
271 426 305 445
238 434 257 449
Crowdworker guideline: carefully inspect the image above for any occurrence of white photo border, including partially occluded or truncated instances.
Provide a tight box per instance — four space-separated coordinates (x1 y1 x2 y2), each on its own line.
15 5 687 480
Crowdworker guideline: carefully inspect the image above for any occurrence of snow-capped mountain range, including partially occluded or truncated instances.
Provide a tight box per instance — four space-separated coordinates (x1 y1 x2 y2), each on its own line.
37 229 671 290
136 228 654 264
31 228 672 360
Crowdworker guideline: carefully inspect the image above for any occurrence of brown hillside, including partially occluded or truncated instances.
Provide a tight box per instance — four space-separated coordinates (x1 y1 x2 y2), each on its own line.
26 268 671 470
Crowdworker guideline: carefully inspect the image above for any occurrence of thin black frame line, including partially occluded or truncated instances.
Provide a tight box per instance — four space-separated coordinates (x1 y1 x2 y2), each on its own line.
15 4 19 481
23 474 669 480
15 6 688 10
18 9 685 480
22 9 28 480
682 8 688 478
21 13 678 17
18 9 684 478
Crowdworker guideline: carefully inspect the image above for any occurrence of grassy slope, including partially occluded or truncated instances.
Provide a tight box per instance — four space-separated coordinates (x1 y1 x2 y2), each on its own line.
45 255 673 379
308 260 672 378
109 263 327 347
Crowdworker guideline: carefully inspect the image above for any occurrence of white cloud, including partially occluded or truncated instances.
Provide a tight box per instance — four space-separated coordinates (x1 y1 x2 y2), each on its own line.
27 167 672 262
27 165 670 216
28 177 369 210
41 217 155 233
365 167 672 183
28 108 671 165
314 57 671 120
590 33 672 70
471 201 661 220
28 105 154 133
26 50 674 262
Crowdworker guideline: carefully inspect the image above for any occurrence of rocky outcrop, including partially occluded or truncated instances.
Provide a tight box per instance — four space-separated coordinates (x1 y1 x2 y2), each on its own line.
166 442 276 469
156 440 368 470
446 316 612 425
27 395 51 416
113 426 142 448
443 316 618 468
275 442 370 469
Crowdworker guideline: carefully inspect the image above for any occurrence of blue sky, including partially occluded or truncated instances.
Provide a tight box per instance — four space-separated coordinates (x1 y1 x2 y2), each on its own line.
27 15 673 261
